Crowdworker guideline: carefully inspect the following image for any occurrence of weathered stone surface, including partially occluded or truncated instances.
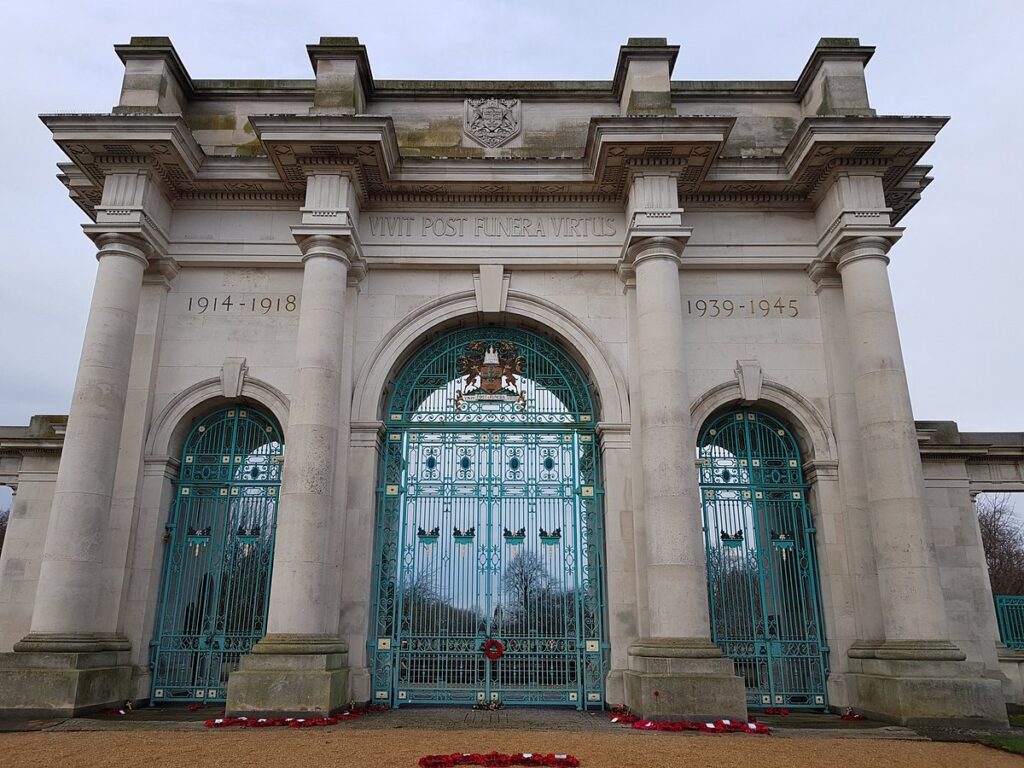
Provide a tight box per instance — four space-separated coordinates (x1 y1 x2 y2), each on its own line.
847 658 1007 727
0 650 133 717
0 34 1016 729
226 634 350 715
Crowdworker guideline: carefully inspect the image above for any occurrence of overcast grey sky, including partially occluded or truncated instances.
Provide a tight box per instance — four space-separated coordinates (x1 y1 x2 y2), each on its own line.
0 0 1021 443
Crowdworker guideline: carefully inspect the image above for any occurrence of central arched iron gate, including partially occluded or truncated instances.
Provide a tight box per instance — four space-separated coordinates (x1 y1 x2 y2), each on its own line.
698 408 829 709
369 327 607 708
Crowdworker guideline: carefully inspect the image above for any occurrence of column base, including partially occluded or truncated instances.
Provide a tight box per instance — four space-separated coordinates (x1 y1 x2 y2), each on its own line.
997 644 1024 705
623 638 747 720
226 634 350 716
605 668 626 707
847 640 1008 728
0 633 133 717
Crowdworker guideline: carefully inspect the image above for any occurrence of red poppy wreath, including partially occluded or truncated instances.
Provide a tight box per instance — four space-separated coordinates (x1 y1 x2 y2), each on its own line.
482 639 505 660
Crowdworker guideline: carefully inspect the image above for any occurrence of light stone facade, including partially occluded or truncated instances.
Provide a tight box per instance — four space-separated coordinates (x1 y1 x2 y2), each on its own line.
0 35 1021 725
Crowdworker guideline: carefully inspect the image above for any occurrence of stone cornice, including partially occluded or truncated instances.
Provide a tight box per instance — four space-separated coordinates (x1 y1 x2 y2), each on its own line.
782 116 946 202
250 114 402 201
42 114 204 193
917 422 1024 459
46 113 943 222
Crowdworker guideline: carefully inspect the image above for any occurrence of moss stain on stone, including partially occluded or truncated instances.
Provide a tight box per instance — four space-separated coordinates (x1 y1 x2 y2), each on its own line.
721 116 800 158
315 82 356 110
397 117 464 150
235 138 266 157
521 121 588 155
188 113 238 131
626 91 676 115
816 82 834 116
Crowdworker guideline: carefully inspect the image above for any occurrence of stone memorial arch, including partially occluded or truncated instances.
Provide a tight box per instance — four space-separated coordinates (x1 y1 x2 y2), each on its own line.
0 35 1020 728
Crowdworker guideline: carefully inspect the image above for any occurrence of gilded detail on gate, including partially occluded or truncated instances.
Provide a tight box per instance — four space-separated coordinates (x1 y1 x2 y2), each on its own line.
455 341 526 410
464 98 521 148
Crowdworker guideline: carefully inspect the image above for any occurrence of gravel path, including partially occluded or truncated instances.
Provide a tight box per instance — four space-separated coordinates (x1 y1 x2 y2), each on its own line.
0 727 1017 768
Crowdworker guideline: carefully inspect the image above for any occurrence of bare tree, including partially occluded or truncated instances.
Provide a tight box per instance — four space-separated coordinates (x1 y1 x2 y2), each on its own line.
0 505 8 555
503 550 556 612
977 494 1024 595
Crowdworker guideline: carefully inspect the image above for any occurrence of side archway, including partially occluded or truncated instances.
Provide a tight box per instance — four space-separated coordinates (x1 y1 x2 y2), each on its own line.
689 379 837 466
146 376 290 461
696 405 830 710
149 405 284 703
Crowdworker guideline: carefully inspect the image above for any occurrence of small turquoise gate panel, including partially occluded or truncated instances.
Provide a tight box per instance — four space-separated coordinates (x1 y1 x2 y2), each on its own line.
698 409 829 709
369 327 607 708
150 407 282 703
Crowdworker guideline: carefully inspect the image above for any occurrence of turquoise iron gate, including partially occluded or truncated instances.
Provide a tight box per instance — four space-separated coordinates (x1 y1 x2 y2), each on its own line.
150 407 283 703
369 327 607 708
698 409 828 709
995 595 1024 650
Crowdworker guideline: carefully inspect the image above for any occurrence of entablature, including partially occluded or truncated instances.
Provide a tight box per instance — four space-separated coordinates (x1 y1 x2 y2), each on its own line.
46 111 941 227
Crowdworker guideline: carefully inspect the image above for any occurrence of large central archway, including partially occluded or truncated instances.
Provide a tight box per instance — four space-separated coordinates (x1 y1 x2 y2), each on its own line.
368 326 607 708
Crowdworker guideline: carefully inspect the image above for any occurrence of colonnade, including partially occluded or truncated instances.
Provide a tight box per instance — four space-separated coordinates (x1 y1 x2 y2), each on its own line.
0 170 1001 724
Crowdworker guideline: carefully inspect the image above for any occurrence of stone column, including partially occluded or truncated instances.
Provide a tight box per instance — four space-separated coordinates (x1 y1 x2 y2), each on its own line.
632 240 708 639
835 237 948 642
596 422 637 705
808 261 885 706
0 233 148 715
227 232 356 715
269 234 351 635
109 257 178 680
835 235 1005 726
620 225 746 718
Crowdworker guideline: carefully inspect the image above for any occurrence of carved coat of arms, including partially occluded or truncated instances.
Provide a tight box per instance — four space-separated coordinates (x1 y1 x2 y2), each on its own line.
465 98 521 148
455 341 526 409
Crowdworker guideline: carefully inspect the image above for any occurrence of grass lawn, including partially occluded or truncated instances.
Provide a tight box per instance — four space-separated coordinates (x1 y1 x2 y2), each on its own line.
984 735 1024 755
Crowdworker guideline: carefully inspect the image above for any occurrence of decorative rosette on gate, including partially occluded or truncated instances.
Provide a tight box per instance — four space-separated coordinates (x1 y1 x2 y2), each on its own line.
482 638 505 660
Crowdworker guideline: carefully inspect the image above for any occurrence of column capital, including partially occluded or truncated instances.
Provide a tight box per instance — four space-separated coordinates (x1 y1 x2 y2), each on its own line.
618 235 688 284
91 232 151 267
597 422 631 451
350 421 385 450
807 259 842 293
82 169 172 255
294 232 367 282
142 255 180 289
832 235 896 272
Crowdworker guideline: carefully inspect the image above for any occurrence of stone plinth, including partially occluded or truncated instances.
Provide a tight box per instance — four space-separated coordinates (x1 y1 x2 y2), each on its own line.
0 634 133 716
623 639 747 720
226 634 350 716
846 641 1007 727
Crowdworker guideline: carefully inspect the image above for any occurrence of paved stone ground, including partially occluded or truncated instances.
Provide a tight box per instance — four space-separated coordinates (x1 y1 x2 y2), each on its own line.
2 706 919 737
0 723 1019 768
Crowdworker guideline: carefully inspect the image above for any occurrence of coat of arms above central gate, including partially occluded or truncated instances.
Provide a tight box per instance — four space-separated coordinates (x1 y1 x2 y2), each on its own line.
455 341 526 410
464 98 521 148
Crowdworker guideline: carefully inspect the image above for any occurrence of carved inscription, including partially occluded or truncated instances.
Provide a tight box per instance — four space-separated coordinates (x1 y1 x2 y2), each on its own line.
366 214 619 241
182 294 298 314
686 297 801 318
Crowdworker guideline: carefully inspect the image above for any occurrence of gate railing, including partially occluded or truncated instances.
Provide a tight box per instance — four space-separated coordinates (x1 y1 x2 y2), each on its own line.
995 595 1024 650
